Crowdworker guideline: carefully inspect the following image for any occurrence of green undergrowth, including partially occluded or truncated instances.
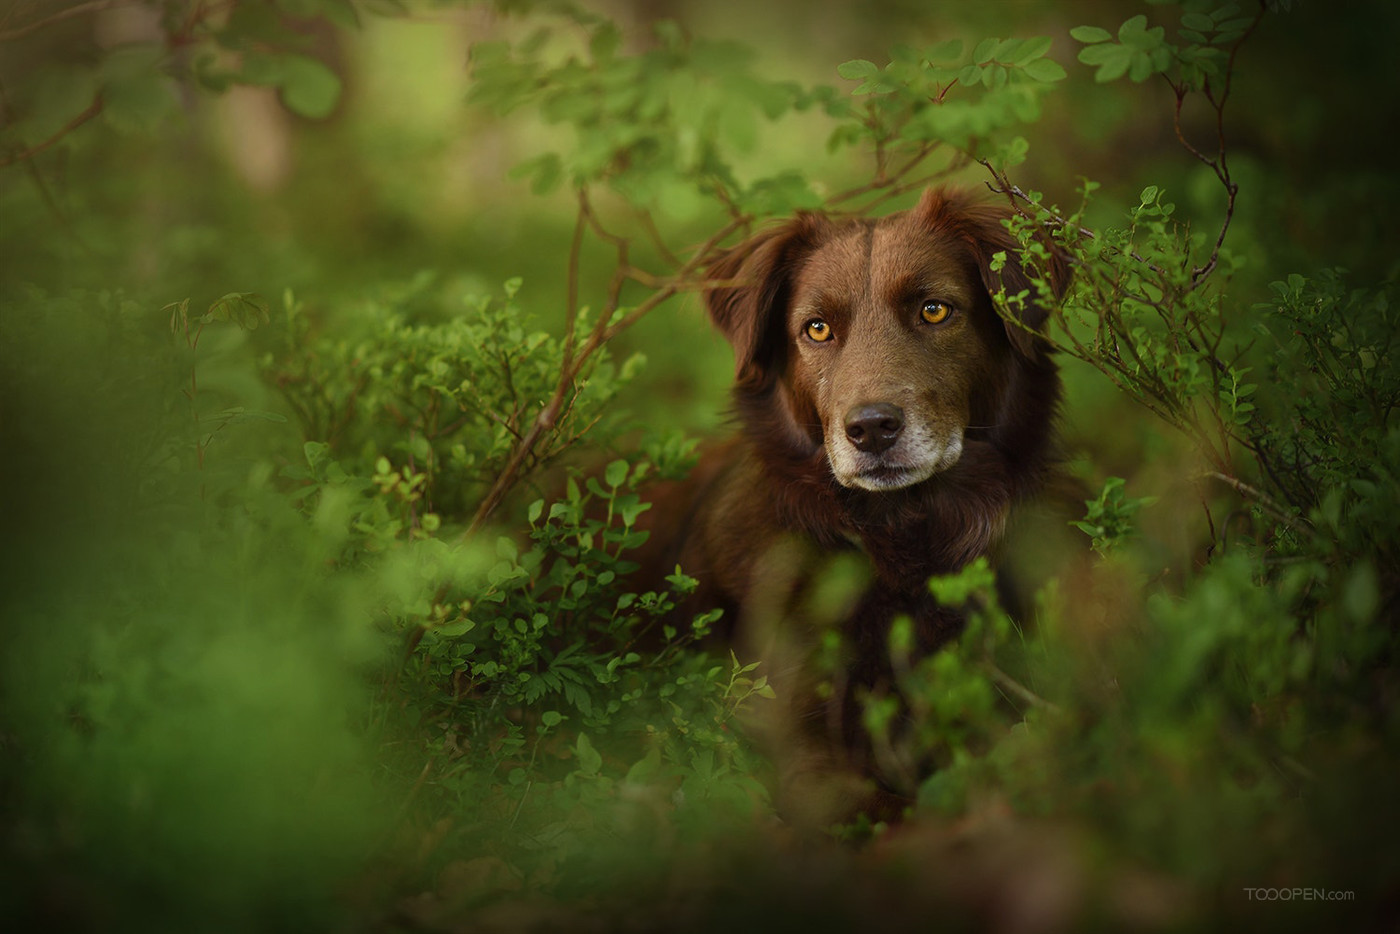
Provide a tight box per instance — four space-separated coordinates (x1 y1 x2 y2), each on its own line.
3 1 1398 931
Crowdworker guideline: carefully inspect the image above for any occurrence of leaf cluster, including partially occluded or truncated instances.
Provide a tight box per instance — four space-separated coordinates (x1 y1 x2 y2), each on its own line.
1071 477 1159 556
1072 5 1256 87
0 0 358 168
833 34 1065 177
470 13 824 216
267 278 641 518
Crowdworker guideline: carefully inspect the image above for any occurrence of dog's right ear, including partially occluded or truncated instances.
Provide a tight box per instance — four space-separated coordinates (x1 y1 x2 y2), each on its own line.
705 214 831 388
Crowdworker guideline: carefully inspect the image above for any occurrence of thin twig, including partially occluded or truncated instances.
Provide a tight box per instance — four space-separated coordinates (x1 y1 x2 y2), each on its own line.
981 661 1062 715
1176 3 1267 284
827 141 940 207
0 0 130 42
839 160 973 217
980 161 1177 281
1201 470 1310 532
0 95 104 168
560 188 588 378
636 207 681 268
464 196 750 536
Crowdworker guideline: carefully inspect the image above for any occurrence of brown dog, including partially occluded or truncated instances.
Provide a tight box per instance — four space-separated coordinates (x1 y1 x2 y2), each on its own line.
639 187 1064 826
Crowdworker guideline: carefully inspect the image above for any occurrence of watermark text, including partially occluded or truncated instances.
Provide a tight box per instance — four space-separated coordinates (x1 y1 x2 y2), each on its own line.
1243 887 1354 903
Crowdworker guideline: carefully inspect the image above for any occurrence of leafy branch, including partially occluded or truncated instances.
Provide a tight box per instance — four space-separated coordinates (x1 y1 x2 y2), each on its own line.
975 4 1312 533
0 92 104 169
466 188 748 534
0 0 348 177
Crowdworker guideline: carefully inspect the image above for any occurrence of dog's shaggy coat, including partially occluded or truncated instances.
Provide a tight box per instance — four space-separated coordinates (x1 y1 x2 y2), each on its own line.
638 188 1064 824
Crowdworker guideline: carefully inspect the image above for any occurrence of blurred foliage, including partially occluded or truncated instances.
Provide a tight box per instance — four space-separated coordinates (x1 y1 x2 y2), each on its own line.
2 0 1399 932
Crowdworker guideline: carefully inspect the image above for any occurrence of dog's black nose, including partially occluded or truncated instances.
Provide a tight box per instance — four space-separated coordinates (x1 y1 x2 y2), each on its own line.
844 403 904 454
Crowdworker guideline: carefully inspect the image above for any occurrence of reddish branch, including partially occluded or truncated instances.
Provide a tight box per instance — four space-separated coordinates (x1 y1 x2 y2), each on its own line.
1169 2 1266 284
0 94 104 168
0 0 132 42
464 191 749 536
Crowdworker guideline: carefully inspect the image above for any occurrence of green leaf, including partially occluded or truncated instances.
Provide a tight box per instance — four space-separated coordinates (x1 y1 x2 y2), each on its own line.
888 43 919 65
1023 58 1067 82
541 710 563 727
205 292 270 329
279 55 342 119
238 51 285 87
717 97 759 147
1217 16 1258 33
1077 43 1118 66
511 152 563 195
303 441 330 469
991 37 1024 62
574 732 603 776
496 536 518 561
100 45 178 134
1080 44 1133 82
1118 15 1149 41
732 74 793 119
1342 562 1380 624
1128 52 1155 82
925 39 964 60
653 18 684 49
972 37 999 64
620 500 650 526
1181 11 1215 32
605 459 629 488
625 746 662 785
836 59 879 79
437 618 476 637
992 135 1030 169
589 22 621 61
1013 36 1053 64
102 71 179 134
692 38 755 72
1070 25 1112 43
209 407 288 426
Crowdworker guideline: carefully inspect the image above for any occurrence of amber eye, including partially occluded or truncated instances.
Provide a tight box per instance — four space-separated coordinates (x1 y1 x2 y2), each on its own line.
920 300 953 325
805 319 833 343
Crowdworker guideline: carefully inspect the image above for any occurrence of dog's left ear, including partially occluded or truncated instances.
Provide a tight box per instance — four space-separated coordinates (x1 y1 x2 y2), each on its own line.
915 187 1069 358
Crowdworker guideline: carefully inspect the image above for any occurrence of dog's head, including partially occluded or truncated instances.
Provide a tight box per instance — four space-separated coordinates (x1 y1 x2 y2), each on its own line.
705 187 1064 492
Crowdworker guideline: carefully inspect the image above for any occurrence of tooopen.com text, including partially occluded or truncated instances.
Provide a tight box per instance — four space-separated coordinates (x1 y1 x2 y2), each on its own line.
1243 888 1355 902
